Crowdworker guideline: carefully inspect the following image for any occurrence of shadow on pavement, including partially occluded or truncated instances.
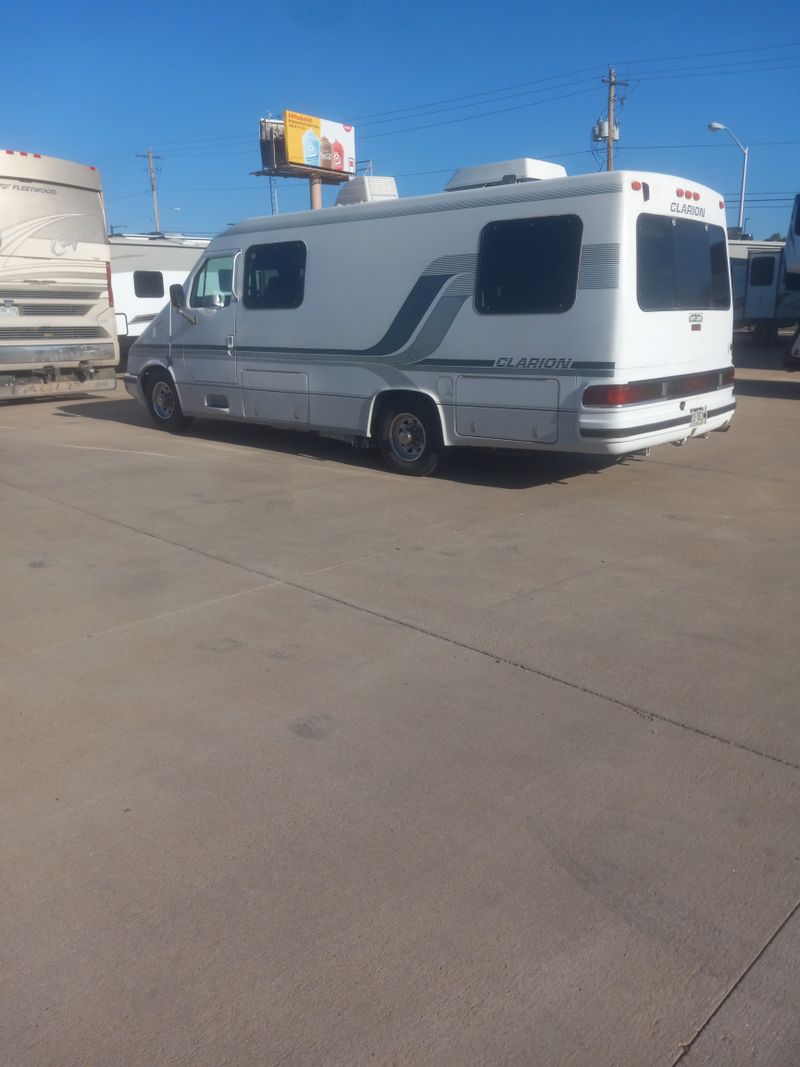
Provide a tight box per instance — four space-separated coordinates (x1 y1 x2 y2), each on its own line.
735 379 800 400
56 396 619 490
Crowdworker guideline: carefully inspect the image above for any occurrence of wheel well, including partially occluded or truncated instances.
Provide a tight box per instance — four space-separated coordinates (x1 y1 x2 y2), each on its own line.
140 362 171 396
369 389 443 440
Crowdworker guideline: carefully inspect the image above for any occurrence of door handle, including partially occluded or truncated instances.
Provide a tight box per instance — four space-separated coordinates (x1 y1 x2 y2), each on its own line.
226 334 234 353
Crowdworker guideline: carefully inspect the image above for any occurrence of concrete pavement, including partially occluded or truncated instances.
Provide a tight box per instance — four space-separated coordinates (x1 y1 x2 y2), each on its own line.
1 350 798 1065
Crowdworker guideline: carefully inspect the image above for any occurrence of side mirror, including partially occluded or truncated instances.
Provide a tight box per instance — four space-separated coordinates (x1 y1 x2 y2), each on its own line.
169 283 186 310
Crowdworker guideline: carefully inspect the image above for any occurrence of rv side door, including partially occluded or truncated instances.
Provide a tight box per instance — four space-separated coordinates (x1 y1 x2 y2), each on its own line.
173 251 239 386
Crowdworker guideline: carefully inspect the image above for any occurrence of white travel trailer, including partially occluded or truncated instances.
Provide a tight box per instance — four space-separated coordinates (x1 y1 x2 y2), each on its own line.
125 161 735 475
0 151 118 399
729 237 800 334
109 233 207 370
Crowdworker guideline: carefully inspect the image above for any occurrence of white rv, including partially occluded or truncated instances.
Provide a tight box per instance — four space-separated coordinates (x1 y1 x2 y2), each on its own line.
0 151 118 399
124 160 735 475
109 233 208 370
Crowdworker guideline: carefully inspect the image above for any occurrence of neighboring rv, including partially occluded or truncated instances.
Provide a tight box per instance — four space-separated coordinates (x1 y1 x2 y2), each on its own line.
785 194 800 275
125 161 735 475
109 233 208 370
729 237 800 334
0 150 117 399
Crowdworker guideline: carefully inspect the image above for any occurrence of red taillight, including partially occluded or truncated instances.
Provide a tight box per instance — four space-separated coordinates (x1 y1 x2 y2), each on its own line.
719 200 724 209
669 371 721 396
584 368 732 407
583 382 663 406
106 261 114 308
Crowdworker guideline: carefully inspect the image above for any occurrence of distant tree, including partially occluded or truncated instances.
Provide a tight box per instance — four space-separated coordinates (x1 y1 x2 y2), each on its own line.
766 232 785 241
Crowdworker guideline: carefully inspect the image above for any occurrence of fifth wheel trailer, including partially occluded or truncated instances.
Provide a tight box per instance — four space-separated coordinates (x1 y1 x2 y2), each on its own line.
124 160 735 475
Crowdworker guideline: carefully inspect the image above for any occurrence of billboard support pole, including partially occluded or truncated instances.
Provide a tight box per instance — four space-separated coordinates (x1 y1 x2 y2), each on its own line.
309 176 322 210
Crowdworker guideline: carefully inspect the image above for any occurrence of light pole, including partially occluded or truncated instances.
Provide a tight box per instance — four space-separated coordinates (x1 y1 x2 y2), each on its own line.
708 121 748 235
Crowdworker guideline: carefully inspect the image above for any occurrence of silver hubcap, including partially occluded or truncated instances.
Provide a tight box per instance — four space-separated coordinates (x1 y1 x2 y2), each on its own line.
152 380 175 420
389 412 426 462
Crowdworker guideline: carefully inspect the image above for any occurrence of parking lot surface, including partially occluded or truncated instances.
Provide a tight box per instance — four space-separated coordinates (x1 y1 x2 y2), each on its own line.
2 348 799 1066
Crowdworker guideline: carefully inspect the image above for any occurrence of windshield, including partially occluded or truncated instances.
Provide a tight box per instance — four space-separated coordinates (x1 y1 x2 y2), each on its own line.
637 214 730 311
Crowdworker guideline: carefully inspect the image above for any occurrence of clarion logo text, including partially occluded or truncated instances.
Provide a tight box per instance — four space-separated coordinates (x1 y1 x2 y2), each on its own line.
670 202 706 218
495 357 573 369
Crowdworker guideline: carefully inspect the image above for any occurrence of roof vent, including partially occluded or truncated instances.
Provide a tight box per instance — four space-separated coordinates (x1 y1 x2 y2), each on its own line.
335 175 399 206
444 158 567 192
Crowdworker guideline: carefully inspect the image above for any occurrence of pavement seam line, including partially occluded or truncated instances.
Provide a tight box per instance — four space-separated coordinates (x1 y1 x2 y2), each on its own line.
670 896 800 1064
286 580 800 773
3 473 798 774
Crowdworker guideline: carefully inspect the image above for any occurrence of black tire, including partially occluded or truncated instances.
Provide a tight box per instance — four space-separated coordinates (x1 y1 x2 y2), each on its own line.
377 399 441 476
144 368 193 432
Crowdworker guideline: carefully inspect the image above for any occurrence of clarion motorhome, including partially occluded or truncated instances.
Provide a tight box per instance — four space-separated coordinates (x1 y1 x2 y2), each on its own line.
0 150 118 399
124 160 736 475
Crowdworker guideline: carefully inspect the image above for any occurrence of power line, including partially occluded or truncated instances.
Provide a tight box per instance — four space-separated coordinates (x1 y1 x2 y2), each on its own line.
87 40 800 163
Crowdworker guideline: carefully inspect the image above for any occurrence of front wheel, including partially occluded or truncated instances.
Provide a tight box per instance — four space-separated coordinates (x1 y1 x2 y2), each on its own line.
377 401 441 476
145 368 193 432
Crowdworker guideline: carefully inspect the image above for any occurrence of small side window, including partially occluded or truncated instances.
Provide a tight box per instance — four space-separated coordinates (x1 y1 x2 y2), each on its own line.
190 254 235 309
133 270 165 299
476 215 583 315
243 242 306 309
749 257 775 288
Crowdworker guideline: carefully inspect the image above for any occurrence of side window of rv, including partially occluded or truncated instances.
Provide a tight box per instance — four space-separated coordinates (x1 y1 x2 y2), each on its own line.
637 216 730 311
243 242 306 309
133 271 165 299
476 215 582 314
749 257 775 287
190 255 235 309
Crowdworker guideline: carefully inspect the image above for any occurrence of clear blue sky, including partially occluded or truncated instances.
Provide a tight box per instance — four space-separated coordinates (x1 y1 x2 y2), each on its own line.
5 0 798 239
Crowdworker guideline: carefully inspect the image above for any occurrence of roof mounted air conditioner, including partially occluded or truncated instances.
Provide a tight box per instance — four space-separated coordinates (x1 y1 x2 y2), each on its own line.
335 176 399 206
444 158 567 192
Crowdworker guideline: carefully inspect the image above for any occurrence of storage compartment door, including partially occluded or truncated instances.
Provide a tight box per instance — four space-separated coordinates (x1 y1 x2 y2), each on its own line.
454 375 559 443
241 369 309 424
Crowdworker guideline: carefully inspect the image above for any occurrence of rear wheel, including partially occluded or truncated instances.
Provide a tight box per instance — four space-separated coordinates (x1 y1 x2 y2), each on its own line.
377 400 440 476
145 368 193 432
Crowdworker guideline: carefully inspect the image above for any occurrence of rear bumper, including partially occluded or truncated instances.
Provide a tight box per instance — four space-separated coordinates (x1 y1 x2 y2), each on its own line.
577 397 736 454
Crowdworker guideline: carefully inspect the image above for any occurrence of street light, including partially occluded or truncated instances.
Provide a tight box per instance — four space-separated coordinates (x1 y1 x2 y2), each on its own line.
708 121 748 235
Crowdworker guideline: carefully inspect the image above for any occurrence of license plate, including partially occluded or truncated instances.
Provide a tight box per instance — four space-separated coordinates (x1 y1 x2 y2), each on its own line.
690 406 707 426
0 305 19 316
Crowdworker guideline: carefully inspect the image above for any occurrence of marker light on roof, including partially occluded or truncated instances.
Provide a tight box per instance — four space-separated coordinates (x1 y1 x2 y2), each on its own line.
692 192 700 201
676 188 684 197
631 180 642 191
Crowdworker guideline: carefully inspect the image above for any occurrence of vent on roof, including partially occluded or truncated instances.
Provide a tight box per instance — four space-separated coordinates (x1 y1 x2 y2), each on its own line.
335 176 399 206
444 158 567 192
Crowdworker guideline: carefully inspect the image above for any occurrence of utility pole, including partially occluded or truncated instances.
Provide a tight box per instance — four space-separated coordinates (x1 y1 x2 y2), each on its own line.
602 67 628 171
137 147 162 232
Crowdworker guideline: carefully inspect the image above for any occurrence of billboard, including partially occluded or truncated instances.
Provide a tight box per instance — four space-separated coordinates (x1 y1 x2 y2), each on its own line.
284 111 356 176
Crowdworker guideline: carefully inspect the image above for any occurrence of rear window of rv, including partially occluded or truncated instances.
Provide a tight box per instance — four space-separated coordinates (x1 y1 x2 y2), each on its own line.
476 215 583 315
637 216 730 311
243 242 306 309
133 271 164 299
